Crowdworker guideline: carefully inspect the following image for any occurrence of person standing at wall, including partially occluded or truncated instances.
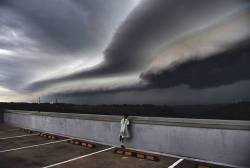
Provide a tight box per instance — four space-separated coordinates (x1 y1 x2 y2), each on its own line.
119 114 130 148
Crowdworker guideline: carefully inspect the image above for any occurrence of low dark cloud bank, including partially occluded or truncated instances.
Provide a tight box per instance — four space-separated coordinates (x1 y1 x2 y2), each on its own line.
141 39 250 89
49 39 250 104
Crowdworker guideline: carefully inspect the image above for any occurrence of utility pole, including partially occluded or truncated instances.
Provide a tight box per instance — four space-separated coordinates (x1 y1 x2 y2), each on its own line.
38 97 41 113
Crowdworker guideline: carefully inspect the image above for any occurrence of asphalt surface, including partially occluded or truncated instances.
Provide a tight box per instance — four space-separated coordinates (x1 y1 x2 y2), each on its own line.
0 124 228 168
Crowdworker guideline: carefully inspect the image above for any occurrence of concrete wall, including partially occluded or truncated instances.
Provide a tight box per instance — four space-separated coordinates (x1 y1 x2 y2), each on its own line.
3 110 250 168
0 109 3 123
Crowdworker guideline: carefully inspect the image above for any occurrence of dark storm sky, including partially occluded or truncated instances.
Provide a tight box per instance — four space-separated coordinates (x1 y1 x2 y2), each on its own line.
0 0 249 104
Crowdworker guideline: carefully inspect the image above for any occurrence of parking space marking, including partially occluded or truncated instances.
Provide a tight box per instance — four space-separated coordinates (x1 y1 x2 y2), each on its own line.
25 127 109 147
168 159 184 168
43 146 115 168
0 133 39 140
0 138 71 153
0 128 20 132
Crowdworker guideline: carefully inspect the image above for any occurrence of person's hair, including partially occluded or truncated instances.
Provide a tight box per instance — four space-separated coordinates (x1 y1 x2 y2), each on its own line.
124 114 128 119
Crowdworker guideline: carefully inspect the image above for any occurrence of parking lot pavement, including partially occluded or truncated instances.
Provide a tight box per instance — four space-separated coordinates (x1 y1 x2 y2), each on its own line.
0 140 108 168
0 124 231 168
0 129 35 138
0 134 55 151
0 131 29 138
54 149 178 168
177 160 229 168
0 124 18 132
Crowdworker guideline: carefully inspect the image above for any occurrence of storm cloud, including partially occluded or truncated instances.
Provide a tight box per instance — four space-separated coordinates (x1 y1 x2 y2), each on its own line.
141 39 250 89
0 0 138 92
1 0 138 53
0 0 250 104
27 0 250 92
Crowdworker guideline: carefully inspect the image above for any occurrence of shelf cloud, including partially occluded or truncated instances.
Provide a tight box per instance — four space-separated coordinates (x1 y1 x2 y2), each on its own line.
0 0 249 104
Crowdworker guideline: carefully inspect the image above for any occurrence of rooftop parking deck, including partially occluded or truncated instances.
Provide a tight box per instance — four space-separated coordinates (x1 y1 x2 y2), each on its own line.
0 124 229 168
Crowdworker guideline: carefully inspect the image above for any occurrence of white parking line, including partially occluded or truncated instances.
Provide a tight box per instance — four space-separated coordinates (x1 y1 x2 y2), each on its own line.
0 138 71 153
0 128 20 132
0 133 39 140
43 146 115 168
168 159 184 168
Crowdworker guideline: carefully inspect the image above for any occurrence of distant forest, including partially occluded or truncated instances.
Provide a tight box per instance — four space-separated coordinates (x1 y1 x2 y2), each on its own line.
0 102 250 120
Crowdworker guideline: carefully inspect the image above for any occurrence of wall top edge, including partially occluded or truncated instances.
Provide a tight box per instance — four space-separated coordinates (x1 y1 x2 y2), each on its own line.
5 110 250 130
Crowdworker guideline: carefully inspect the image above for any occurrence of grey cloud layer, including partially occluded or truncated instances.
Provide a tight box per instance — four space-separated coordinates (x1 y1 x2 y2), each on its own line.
0 0 249 104
0 0 136 92
27 0 249 91
1 0 136 53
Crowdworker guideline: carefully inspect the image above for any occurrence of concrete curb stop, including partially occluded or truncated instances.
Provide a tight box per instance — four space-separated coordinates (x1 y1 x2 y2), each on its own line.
197 165 210 168
114 148 160 161
20 128 33 134
38 133 59 140
67 139 95 149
